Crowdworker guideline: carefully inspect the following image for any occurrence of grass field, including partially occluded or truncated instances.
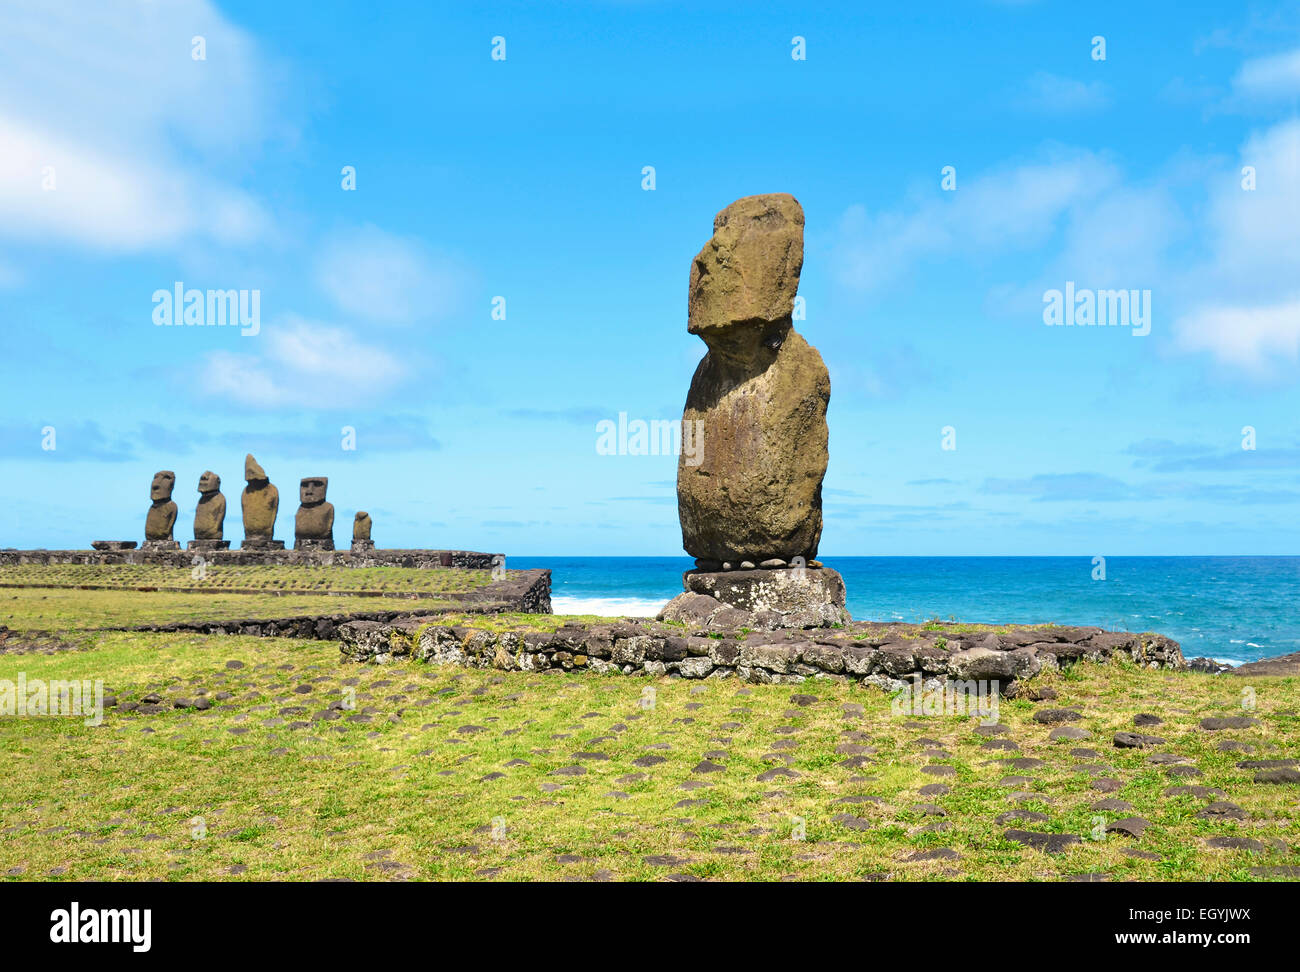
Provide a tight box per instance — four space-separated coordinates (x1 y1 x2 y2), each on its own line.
0 564 498 635
1 580 1297 881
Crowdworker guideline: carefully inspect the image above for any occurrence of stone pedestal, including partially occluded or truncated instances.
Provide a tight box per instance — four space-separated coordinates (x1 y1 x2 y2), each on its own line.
241 539 285 550
660 566 849 630
141 540 180 551
91 541 137 551
187 540 231 551
351 540 375 552
295 538 334 551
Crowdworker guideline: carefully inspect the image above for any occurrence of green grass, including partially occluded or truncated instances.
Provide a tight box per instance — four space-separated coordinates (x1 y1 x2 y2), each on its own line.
1 618 1297 881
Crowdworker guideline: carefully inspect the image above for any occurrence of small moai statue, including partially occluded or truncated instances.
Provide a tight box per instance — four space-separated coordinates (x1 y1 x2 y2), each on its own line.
294 476 334 550
241 453 284 550
351 511 374 552
189 470 230 550
143 470 179 550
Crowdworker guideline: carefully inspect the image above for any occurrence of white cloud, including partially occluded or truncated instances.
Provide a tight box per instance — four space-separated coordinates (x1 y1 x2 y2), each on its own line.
1174 300 1300 375
199 315 410 408
833 149 1120 293
1018 72 1111 113
1231 46 1300 100
0 0 277 252
315 225 466 324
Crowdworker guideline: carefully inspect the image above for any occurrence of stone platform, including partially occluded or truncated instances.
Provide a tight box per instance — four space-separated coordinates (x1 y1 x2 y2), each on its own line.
339 614 1184 687
0 547 501 569
661 566 849 629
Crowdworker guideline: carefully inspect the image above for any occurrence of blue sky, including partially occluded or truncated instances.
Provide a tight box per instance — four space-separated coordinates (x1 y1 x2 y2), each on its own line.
1 0 1298 556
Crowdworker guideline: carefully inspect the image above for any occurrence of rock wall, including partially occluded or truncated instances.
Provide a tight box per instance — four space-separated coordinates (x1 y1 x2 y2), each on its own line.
109 569 552 640
0 548 500 569
337 615 1184 690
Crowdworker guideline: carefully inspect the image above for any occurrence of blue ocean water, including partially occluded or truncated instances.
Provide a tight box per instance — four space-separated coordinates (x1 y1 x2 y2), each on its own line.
509 556 1300 666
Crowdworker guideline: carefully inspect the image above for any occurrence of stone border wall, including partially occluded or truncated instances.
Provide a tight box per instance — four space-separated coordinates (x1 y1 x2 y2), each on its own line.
104 569 551 640
0 548 499 569
337 616 1184 688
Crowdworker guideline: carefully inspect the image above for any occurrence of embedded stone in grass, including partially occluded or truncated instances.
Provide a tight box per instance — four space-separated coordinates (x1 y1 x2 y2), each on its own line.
1236 758 1298 768
1200 716 1259 730
551 765 586 776
911 803 947 817
831 812 873 831
835 794 883 804
1004 830 1080 854
1164 785 1226 799
974 724 1010 736
919 783 950 796
996 810 1049 825
225 661 244 670
1105 817 1149 838
1166 765 1202 778
982 739 1019 751
907 847 961 861
1253 768 1300 784
1198 801 1247 820
1090 778 1122 793
643 854 690 867
1205 836 1287 852
1249 866 1300 879
1008 792 1053 804
757 767 799 781
1114 731 1165 749
999 776 1033 787
632 755 666 768
1134 713 1163 727
921 765 956 777
1050 727 1092 741
1033 709 1083 724
1091 798 1134 812
571 751 610 761
692 760 726 774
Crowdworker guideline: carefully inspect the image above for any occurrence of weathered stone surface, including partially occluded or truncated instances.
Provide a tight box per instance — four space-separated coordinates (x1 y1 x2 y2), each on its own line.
353 512 372 542
294 476 334 550
677 193 829 565
662 566 849 629
241 454 279 545
91 541 136 551
193 470 226 540
144 470 177 542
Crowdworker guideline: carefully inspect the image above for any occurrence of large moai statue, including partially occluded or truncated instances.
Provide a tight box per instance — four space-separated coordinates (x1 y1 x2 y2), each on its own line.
663 193 848 629
241 454 284 550
351 511 374 552
189 470 229 550
143 470 179 550
294 476 335 550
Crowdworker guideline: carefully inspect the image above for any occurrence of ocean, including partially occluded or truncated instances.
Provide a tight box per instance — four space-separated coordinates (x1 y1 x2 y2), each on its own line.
509 556 1300 666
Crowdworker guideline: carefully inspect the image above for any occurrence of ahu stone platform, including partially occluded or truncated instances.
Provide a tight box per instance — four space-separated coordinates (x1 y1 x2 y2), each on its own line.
338 615 1185 688
0 548 501 569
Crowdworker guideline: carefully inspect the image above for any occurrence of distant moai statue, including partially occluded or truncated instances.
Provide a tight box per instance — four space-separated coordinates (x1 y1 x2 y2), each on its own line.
189 470 230 550
295 477 335 550
143 470 179 549
351 511 374 552
241 454 283 549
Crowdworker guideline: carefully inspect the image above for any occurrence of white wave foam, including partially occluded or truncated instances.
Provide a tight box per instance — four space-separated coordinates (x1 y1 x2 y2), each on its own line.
552 595 668 618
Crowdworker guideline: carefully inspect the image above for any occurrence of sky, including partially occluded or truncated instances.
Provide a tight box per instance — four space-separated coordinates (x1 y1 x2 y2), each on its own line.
0 0 1298 556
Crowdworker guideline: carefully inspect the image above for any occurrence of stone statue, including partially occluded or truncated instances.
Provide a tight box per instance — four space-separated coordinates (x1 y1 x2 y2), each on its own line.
191 470 226 542
240 454 283 549
677 193 829 565
143 470 179 548
662 194 847 629
351 511 374 552
294 476 334 550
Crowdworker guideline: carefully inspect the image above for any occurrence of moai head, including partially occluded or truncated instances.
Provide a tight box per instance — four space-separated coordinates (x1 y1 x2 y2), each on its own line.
150 470 176 502
198 470 221 494
300 477 328 505
245 453 268 484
